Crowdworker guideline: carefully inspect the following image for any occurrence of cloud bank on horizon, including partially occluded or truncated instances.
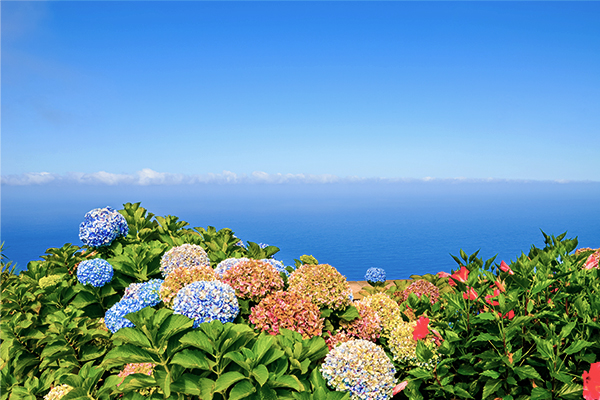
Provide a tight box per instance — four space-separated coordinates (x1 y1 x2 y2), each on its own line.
1 169 593 186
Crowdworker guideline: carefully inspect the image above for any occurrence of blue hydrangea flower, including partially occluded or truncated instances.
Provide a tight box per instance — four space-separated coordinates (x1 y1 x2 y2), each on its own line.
104 279 164 333
173 281 239 328
122 279 163 307
258 243 269 249
365 267 386 284
321 339 397 400
77 259 113 287
104 298 144 333
79 207 129 248
160 244 210 277
214 257 249 278
260 258 289 276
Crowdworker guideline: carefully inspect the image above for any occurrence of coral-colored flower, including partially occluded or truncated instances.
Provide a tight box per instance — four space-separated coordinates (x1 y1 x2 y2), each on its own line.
449 266 469 286
393 381 408 395
494 280 506 293
584 251 600 270
338 300 382 342
412 316 429 341
500 261 514 275
485 289 501 306
502 310 515 320
221 259 284 303
437 271 451 278
463 287 478 301
583 362 600 400
401 280 440 305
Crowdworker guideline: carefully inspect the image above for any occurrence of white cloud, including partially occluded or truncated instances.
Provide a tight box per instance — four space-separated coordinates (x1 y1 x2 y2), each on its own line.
0 169 596 186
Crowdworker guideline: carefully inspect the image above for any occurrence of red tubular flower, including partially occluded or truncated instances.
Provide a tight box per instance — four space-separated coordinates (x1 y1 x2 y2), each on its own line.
494 280 506 293
500 261 514 275
485 289 501 306
503 310 515 319
412 316 430 341
393 381 408 395
449 266 469 286
463 287 478 301
583 362 600 400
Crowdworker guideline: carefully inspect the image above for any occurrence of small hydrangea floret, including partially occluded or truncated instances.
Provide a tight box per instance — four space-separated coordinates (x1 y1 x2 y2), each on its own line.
365 267 386 284
79 207 128 248
173 280 239 328
77 259 114 287
43 384 73 400
338 300 382 342
214 257 249 278
321 339 397 400
160 244 210 277
260 258 289 276
401 280 440 305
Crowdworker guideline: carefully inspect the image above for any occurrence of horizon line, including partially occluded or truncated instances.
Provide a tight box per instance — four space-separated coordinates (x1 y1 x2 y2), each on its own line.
2 169 599 186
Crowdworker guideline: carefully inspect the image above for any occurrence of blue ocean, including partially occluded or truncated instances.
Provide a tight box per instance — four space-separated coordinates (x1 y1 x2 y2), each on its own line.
2 181 599 281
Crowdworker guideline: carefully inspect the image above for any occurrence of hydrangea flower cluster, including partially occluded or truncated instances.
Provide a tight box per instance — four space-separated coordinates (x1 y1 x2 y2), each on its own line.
221 259 284 302
250 291 324 339
338 300 381 342
365 267 386 284
214 257 250 278
173 281 239 328
260 258 289 276
287 264 353 310
386 319 440 370
76 259 114 287
321 339 397 400
39 274 62 289
400 280 440 304
117 362 156 386
360 293 401 337
159 265 217 307
43 384 73 400
160 244 210 277
79 207 128 248
104 279 164 333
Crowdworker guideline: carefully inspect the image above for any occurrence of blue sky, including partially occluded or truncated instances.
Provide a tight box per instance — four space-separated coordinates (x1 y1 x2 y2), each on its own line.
2 1 599 183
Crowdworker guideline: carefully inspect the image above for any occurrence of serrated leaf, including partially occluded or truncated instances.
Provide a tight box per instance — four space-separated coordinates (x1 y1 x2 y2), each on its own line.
252 365 269 387
180 330 215 354
171 349 211 370
338 305 359 322
111 327 152 348
480 370 500 379
531 387 552 400
482 379 502 399
102 345 156 368
514 365 542 380
270 375 303 391
563 340 594 355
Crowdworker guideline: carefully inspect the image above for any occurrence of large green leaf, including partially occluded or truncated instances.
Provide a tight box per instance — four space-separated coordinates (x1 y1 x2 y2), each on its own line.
214 371 246 393
102 345 156 368
229 379 256 400
170 349 211 370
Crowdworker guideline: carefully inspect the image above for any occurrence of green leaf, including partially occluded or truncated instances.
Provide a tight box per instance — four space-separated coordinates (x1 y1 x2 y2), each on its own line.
480 370 500 379
171 374 204 396
559 321 577 339
171 349 211 370
180 330 215 354
215 371 246 393
111 327 152 348
457 365 476 376
531 387 552 400
563 340 595 355
338 305 359 322
252 365 269 387
556 383 584 399
514 365 542 380
270 375 303 391
102 345 156 368
259 386 278 400
229 380 256 400
409 368 432 379
474 312 497 321
482 379 502 399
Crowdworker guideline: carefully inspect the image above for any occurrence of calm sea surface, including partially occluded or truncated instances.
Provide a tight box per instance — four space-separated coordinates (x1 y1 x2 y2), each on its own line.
2 182 599 281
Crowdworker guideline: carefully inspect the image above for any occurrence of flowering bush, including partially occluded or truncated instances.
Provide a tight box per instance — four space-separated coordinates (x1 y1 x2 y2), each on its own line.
399 279 440 304
360 293 401 336
43 384 73 400
365 267 386 284
338 300 381 342
287 263 352 310
221 259 284 302
172 280 239 328
321 339 397 400
159 265 216 307
160 243 210 277
249 291 324 338
76 259 114 287
104 279 163 333
214 257 250 278
79 206 128 247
